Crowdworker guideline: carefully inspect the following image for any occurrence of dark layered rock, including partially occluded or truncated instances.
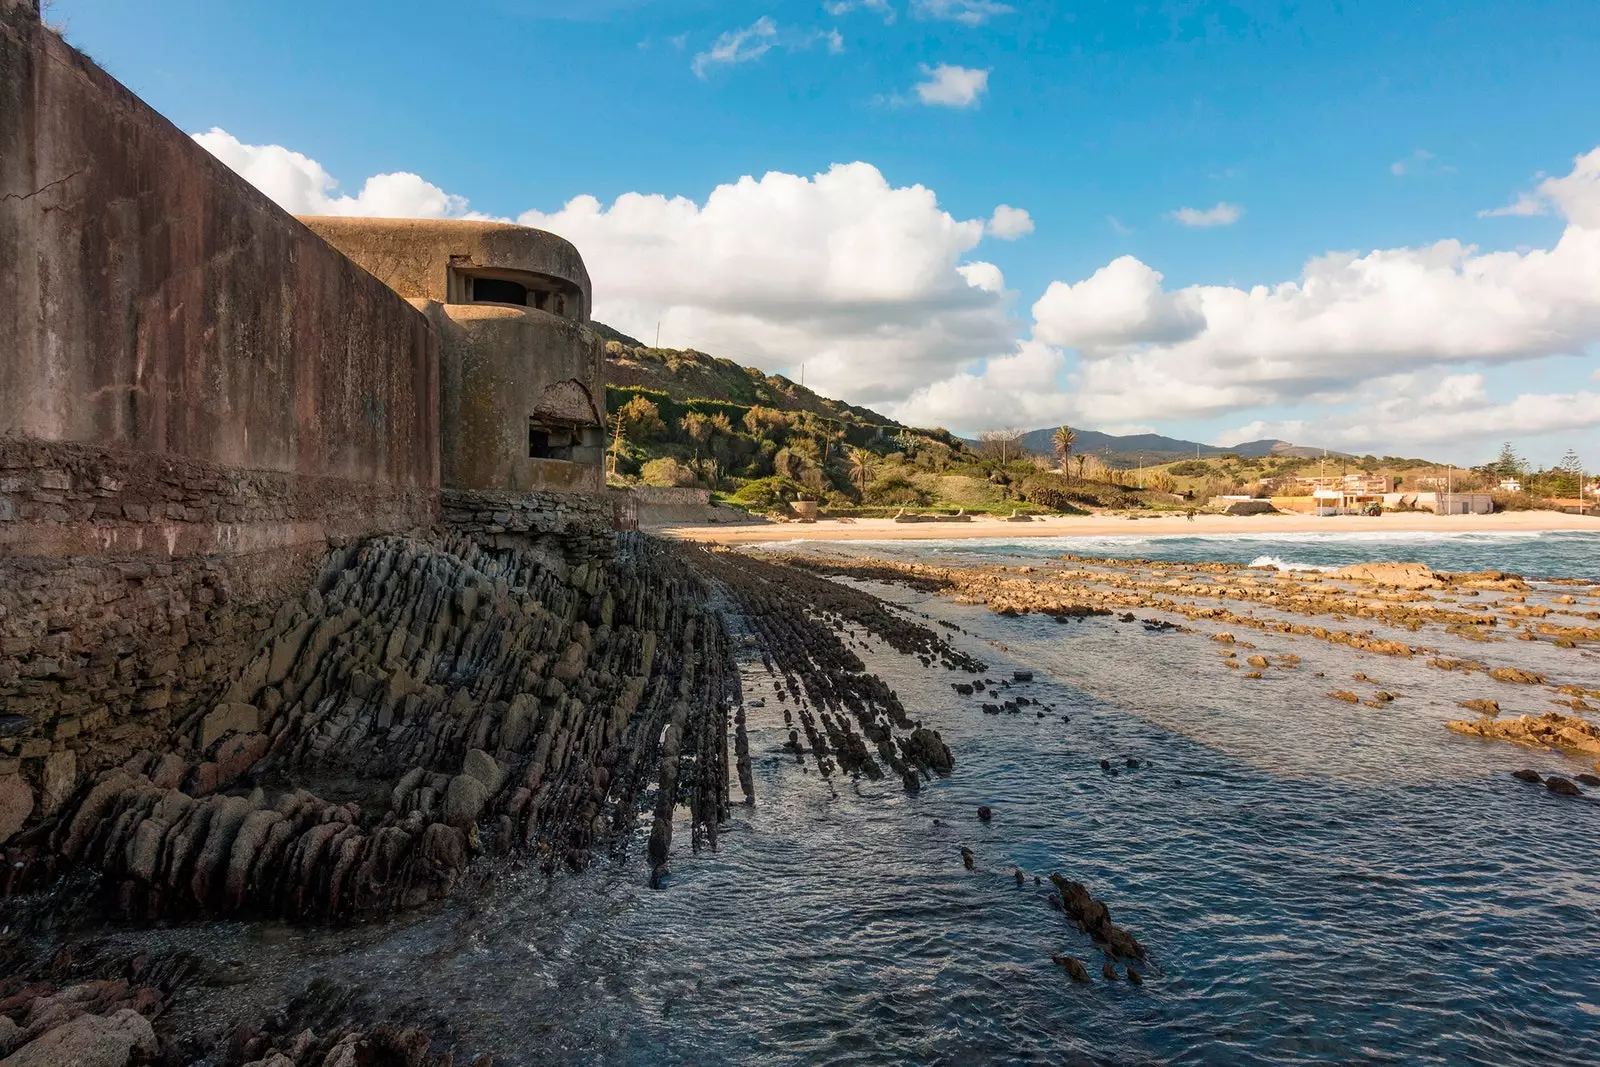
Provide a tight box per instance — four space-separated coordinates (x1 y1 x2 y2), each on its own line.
20 532 738 919
1050 873 1147 962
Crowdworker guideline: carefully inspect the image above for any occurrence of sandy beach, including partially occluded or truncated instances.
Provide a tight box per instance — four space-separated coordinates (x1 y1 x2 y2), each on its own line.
658 509 1600 544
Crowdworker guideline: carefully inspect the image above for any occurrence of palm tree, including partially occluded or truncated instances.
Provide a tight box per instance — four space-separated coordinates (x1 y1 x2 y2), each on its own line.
849 448 873 499
1052 425 1077 475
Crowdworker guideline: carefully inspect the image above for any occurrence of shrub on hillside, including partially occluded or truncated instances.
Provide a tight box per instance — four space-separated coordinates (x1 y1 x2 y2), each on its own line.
730 475 810 510
1169 460 1211 477
865 473 932 506
640 457 698 488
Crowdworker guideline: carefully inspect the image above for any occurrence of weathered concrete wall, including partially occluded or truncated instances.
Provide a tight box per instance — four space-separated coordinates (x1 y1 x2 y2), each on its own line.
0 5 440 491
0 438 437 802
303 217 605 496
0 2 445 830
423 303 605 494
297 217 592 319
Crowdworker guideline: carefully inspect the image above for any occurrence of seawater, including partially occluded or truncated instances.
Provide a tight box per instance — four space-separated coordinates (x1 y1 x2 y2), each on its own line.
88 532 1600 1065
771 529 1600 581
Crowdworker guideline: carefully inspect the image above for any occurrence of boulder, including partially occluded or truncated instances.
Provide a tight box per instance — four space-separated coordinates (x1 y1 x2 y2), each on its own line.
1334 562 1441 590
201 703 261 750
443 774 489 829
1051 954 1092 982
1511 769 1542 784
40 750 77 817
0 773 34 844
1 1008 156 1067
462 749 505 792
1545 776 1582 797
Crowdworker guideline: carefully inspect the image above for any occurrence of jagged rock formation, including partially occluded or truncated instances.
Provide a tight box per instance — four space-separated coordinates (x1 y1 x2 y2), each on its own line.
14 533 737 919
7 534 981 926
692 548 977 786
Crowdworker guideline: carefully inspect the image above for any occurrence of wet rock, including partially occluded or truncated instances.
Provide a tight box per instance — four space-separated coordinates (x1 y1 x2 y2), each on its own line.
0 773 34 844
1127 969 1143 985
902 769 921 793
1014 868 1025 887
1013 670 1033 682
1102 961 1118 980
1334 562 1441 590
1577 773 1600 788
1545 776 1582 797
1446 711 1600 759
1487 667 1545 685
977 806 992 822
1329 691 1360 704
1 1008 156 1067
1457 699 1500 716
1050 873 1146 961
960 846 974 871
1051 955 1091 982
1511 769 1543 783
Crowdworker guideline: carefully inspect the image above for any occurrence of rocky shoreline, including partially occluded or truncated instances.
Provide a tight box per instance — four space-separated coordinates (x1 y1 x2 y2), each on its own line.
780 549 1600 783
0 534 980 1065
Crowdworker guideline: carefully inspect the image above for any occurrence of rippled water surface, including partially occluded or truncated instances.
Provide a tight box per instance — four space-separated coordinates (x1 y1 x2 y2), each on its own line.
94 534 1600 1065
767 528 1600 580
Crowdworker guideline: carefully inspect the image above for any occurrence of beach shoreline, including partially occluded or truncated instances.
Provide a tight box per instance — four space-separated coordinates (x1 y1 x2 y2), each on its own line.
657 510 1600 545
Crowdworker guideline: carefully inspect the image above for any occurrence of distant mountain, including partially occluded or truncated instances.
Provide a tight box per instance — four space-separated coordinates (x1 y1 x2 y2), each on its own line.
1013 427 1344 468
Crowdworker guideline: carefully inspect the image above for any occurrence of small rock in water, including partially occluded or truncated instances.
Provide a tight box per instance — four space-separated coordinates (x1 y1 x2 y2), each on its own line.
1545 776 1582 797
1014 670 1034 682
1511 769 1543 784
902 769 921 793
960 846 975 871
1014 868 1026 886
1052 955 1092 982
1577 773 1600 787
1127 969 1144 986
1099 759 1112 771
1102 961 1119 981
977 806 993 821
1125 757 1141 769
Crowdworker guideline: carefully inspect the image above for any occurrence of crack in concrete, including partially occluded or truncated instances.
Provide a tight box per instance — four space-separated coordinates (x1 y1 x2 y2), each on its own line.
1 169 82 204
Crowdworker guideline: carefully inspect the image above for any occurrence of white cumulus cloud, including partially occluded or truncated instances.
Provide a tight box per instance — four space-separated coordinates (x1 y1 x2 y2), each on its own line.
913 64 989 108
986 204 1033 240
192 128 475 218
517 163 1016 408
1168 202 1243 228
1481 146 1600 226
1031 257 1203 349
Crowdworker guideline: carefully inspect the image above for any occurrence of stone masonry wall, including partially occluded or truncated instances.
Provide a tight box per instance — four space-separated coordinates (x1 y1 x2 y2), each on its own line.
0 438 440 845
440 488 616 565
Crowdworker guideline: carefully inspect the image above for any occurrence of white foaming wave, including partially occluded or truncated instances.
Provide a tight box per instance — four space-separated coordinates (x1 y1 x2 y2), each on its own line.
1247 555 1335 573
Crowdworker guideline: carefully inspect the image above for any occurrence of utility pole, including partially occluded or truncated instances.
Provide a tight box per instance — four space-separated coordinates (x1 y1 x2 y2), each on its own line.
654 322 660 348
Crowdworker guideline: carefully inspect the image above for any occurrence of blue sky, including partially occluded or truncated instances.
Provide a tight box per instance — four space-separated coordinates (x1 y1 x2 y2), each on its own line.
51 0 1600 466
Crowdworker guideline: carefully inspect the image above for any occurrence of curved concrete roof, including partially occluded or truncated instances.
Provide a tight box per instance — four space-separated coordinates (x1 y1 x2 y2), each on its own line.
298 216 592 310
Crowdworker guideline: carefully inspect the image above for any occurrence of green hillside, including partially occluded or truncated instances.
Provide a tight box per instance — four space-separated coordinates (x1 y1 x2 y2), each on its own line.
598 331 1162 516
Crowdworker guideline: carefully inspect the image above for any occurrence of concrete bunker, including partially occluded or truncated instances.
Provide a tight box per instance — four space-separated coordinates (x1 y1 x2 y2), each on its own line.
300 217 605 493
